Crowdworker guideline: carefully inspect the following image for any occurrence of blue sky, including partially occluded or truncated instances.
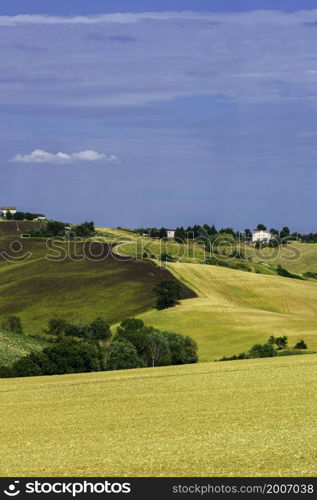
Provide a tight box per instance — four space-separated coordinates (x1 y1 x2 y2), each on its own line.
1 2 317 231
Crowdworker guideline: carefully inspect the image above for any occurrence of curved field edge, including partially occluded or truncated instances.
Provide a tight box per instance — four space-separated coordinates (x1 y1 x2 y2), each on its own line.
138 262 317 361
1 354 316 477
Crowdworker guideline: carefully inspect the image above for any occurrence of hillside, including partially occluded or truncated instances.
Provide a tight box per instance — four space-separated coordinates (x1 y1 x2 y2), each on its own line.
251 241 317 275
1 354 316 476
0 329 48 366
0 220 44 236
0 236 195 337
139 262 317 361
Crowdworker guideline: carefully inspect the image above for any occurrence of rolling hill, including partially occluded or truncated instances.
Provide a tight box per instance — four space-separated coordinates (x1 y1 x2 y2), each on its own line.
1 354 316 477
0 234 195 341
139 262 317 361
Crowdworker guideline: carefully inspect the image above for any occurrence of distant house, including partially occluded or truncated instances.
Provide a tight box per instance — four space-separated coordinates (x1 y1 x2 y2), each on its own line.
167 229 176 239
1 206 16 216
252 230 272 243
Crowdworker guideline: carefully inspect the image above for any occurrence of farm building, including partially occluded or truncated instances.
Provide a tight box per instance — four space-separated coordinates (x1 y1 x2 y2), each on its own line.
1 206 16 216
252 230 272 243
167 229 176 239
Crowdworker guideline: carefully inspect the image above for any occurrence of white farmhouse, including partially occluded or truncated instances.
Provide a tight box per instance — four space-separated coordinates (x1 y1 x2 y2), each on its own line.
1 206 16 216
252 230 272 243
167 229 176 239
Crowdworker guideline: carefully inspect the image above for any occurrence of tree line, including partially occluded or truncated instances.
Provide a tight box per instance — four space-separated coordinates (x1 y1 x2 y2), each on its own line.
30 220 95 238
135 223 317 243
2 211 45 221
0 316 198 378
218 335 308 361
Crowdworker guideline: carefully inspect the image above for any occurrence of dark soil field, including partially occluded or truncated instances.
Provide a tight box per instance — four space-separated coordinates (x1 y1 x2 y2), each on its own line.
0 235 195 340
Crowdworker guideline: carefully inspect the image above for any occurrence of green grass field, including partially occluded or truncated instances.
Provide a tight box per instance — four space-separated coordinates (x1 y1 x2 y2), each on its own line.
138 262 317 361
1 353 316 477
251 241 317 275
0 235 194 343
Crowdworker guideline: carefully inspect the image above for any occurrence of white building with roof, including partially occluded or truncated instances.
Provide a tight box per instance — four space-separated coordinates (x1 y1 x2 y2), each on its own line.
252 230 272 243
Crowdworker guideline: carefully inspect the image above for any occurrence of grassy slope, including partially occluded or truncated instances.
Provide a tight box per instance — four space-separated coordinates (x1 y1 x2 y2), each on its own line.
0 235 194 338
251 241 317 275
139 262 317 361
0 329 48 366
1 354 316 477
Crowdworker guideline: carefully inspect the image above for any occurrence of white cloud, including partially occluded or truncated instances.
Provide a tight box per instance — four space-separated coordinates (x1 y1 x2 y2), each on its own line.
11 149 118 164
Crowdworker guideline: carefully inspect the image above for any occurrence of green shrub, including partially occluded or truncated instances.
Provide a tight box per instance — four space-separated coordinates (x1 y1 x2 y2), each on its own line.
294 339 308 350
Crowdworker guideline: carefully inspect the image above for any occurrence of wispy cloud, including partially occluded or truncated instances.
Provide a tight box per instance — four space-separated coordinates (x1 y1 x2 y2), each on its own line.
2 10 317 111
11 149 119 164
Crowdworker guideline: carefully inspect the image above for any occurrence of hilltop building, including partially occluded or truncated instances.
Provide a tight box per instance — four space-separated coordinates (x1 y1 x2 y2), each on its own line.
252 230 272 243
167 229 176 238
1 206 16 216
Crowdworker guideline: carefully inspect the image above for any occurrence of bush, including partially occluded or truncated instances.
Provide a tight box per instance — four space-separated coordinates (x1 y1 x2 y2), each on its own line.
44 318 67 336
294 339 308 350
2 316 23 334
160 253 175 262
248 343 277 358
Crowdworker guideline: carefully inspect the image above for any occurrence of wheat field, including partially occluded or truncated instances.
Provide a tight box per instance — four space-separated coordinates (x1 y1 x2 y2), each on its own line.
1 354 316 477
139 262 317 361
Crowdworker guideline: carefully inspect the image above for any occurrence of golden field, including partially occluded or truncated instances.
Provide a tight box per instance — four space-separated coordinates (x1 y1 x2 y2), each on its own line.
1 354 316 477
139 262 317 361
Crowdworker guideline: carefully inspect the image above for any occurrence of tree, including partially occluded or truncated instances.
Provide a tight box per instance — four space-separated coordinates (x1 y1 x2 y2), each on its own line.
46 220 67 236
183 335 199 363
244 229 252 238
115 319 148 359
2 316 23 334
174 227 186 241
280 226 290 239
162 331 198 364
248 343 276 358
145 330 170 367
158 227 167 239
275 336 288 349
44 318 67 336
256 224 267 231
153 280 183 310
87 318 111 341
267 335 288 349
294 339 307 349
106 339 143 370
74 221 95 237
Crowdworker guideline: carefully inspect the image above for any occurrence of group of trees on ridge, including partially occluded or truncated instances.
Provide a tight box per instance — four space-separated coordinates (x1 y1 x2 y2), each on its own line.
1 211 45 221
29 220 95 238
134 223 317 243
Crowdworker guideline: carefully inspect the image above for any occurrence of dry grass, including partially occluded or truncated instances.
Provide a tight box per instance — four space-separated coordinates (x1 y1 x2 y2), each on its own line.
1 354 316 477
139 262 317 361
